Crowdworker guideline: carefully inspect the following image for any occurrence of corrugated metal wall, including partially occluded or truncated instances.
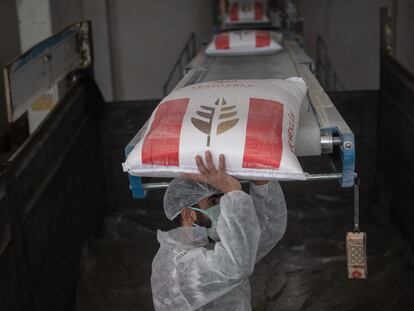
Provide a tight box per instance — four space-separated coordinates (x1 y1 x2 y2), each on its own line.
0 75 107 310
379 54 414 248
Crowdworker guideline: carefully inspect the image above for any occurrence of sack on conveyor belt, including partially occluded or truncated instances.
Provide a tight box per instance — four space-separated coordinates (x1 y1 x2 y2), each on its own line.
226 0 269 24
122 78 308 180
206 30 282 56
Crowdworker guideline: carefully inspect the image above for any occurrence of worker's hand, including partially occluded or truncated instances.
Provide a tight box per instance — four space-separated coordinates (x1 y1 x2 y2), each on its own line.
253 180 269 185
182 151 242 193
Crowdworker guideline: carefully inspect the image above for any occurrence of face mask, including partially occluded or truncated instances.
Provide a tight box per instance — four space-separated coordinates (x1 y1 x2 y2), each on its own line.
191 204 221 241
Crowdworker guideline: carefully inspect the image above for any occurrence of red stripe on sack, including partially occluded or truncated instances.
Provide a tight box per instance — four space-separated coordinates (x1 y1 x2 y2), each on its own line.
256 31 271 47
142 98 189 166
214 33 230 49
242 98 284 169
230 2 239 21
254 2 264 20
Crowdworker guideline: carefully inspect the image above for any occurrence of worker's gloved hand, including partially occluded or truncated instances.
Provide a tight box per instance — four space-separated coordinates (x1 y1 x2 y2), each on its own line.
182 151 241 194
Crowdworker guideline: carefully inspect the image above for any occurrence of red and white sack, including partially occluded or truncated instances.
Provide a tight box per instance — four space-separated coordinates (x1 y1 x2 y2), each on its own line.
123 78 308 180
206 30 282 56
226 1 268 24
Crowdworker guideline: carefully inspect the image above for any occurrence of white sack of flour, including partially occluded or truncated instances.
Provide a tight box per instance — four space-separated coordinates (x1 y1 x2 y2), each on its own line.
123 78 308 180
206 30 282 56
225 1 269 24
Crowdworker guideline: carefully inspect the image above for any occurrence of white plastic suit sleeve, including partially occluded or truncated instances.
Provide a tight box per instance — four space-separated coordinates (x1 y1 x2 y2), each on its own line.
175 190 261 309
249 181 287 263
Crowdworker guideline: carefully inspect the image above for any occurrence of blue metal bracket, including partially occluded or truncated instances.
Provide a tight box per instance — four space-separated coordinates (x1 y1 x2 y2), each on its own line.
124 132 146 199
128 174 146 199
338 132 355 187
322 127 355 188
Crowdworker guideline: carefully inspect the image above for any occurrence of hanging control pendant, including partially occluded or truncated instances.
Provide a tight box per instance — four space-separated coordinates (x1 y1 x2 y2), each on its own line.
346 177 368 279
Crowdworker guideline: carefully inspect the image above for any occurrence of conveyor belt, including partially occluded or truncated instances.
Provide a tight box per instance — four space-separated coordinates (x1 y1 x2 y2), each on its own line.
200 51 297 80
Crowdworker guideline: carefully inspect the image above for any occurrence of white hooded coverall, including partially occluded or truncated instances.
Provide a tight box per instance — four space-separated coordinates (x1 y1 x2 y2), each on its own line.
151 181 287 310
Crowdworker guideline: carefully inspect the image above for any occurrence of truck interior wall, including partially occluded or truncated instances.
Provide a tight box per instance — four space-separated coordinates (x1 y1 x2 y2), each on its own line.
379 53 414 249
0 74 108 311
0 172 23 311
394 0 414 76
299 0 392 90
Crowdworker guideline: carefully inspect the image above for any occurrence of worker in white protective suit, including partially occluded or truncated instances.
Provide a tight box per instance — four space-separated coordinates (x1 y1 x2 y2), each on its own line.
151 151 287 311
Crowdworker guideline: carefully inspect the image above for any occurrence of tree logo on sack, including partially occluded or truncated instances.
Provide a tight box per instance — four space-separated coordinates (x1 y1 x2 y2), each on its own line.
235 30 252 41
241 3 252 12
191 98 239 147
